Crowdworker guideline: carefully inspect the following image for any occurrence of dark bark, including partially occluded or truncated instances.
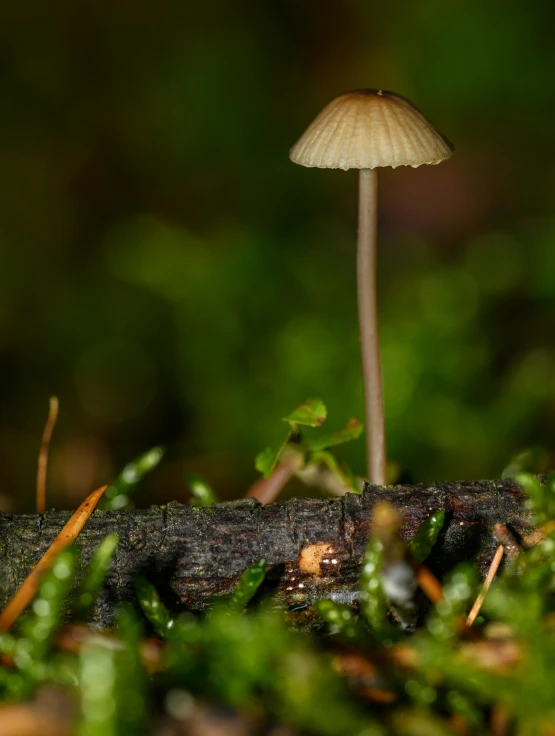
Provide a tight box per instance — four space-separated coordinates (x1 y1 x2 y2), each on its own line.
0 479 532 626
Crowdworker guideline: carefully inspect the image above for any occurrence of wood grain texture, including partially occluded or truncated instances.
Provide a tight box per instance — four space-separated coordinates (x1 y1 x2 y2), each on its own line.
0 479 532 626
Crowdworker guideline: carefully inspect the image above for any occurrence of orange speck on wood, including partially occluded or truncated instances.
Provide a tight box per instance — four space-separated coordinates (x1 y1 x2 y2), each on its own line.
298 542 334 575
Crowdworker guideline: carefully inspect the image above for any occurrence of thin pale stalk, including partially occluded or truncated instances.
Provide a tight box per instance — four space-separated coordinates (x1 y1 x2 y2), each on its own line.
36 396 59 513
357 168 386 485
465 544 504 627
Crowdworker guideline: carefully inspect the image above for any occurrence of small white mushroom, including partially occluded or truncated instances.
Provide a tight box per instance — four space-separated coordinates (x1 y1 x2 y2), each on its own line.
290 90 453 484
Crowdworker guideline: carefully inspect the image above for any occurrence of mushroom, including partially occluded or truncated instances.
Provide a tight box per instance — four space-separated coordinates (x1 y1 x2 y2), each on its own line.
290 89 453 485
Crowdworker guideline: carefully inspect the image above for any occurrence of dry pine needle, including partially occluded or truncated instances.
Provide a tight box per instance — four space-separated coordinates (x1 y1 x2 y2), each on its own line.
0 485 108 632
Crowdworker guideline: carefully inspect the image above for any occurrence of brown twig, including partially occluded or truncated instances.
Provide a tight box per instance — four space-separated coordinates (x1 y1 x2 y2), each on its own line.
245 452 303 504
465 544 504 627
36 396 59 514
0 478 531 626
0 485 107 632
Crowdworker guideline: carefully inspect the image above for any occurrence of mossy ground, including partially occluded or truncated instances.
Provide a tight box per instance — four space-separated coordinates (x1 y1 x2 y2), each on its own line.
1 473 555 735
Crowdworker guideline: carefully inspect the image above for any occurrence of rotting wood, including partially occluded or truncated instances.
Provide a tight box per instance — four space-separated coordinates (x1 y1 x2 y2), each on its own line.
0 479 532 627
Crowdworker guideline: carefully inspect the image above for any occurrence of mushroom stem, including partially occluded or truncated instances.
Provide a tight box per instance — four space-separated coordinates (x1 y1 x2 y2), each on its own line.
357 168 386 485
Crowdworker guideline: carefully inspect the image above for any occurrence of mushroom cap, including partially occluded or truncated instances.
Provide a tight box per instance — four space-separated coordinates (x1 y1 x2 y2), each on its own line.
290 89 453 171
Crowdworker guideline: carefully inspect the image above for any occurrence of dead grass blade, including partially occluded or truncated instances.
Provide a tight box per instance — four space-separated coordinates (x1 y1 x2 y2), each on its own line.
0 485 108 632
465 544 504 627
36 396 59 514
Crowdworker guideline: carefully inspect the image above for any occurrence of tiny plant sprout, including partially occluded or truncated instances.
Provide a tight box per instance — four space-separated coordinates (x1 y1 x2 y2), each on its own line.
290 90 453 485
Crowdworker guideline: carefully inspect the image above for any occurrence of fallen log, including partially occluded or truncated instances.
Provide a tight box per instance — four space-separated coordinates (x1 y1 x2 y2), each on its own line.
0 479 532 626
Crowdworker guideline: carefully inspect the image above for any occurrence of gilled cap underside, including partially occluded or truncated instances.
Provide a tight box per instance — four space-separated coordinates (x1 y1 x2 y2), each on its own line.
290 91 453 171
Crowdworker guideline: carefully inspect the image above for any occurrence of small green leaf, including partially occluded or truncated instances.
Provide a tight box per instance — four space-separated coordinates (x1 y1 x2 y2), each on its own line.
283 398 327 428
134 576 173 639
255 430 293 479
116 605 149 735
303 418 363 452
187 474 218 506
307 450 360 493
446 690 485 733
102 446 164 510
20 548 78 663
230 560 266 611
410 511 446 563
75 533 119 619
255 447 280 478
358 538 389 634
313 599 365 641
79 640 117 736
427 564 477 641
501 447 549 479
517 472 555 526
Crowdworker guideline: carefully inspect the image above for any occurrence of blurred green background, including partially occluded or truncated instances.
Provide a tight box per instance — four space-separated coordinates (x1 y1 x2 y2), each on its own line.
2 0 555 510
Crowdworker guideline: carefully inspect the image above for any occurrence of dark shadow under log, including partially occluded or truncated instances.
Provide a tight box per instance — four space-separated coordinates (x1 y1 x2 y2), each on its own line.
0 479 532 626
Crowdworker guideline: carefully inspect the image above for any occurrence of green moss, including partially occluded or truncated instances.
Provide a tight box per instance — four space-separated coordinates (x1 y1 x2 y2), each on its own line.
6 475 555 734
102 446 165 510
75 534 119 619
409 511 445 563
229 559 266 611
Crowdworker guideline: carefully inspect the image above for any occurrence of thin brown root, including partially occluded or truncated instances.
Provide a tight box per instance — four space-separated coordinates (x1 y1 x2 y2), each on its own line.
0 485 108 632
36 396 59 514
465 544 504 627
